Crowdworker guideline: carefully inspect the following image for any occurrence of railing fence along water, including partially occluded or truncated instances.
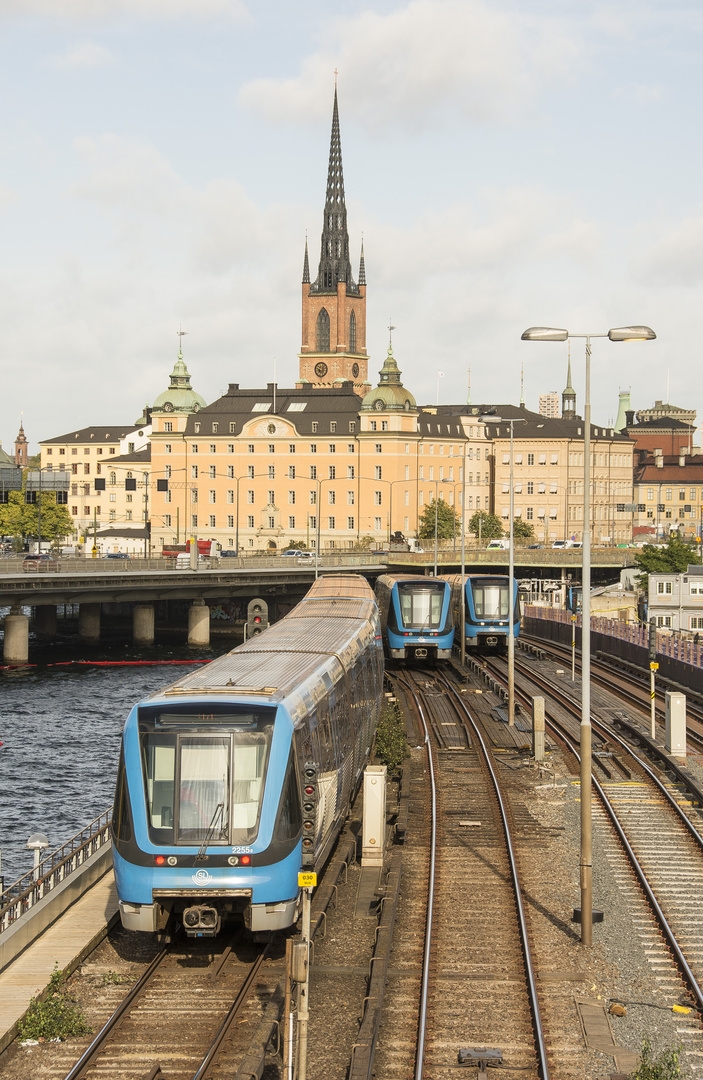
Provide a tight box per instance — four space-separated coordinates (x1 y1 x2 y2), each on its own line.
0 809 112 934
525 606 703 670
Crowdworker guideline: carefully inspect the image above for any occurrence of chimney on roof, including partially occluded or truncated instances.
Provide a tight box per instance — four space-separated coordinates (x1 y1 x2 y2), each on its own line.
625 409 635 427
679 454 686 467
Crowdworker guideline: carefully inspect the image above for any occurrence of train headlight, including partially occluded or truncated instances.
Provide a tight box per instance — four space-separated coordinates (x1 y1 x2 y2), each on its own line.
167 856 177 866
184 909 199 927
227 856 239 866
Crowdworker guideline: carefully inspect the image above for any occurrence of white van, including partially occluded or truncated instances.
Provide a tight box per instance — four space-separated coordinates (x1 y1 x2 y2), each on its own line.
486 539 510 550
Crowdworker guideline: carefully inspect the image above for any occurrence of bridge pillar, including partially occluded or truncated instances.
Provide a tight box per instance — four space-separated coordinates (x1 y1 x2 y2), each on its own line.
188 600 210 647
3 608 29 664
35 605 57 641
79 603 101 643
133 603 155 646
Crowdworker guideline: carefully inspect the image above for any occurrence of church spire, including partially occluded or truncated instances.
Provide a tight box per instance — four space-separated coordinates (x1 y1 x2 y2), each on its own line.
562 343 576 418
312 87 358 296
358 238 366 286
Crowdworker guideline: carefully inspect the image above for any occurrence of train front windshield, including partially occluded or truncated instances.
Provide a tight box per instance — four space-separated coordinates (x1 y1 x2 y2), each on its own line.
472 579 511 620
138 705 274 846
398 583 445 629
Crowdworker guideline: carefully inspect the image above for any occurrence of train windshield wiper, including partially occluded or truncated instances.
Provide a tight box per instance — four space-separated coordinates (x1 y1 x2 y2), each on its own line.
195 801 225 862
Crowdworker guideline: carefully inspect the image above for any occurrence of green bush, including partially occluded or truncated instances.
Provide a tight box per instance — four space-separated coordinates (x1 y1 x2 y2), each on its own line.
19 965 92 1041
374 700 407 773
632 1038 682 1079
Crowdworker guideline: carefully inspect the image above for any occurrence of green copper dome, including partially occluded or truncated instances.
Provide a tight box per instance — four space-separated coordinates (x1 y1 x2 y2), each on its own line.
360 344 417 412
153 350 207 414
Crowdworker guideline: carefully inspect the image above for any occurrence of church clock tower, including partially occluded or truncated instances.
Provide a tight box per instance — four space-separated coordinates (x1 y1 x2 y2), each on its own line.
298 87 369 394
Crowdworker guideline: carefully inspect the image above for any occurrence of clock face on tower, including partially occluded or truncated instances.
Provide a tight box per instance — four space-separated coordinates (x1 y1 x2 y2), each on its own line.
314 362 328 378
352 363 359 378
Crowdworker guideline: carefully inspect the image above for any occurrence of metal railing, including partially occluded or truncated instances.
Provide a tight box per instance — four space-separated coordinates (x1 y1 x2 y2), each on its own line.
0 808 112 935
0 553 389 575
526 605 703 669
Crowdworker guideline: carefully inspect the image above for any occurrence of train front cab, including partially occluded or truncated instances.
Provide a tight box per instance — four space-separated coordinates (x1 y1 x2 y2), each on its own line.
112 699 303 936
465 576 520 651
386 578 453 662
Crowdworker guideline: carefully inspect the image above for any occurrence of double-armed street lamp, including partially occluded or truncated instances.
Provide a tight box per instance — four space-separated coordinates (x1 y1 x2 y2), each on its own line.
521 324 656 945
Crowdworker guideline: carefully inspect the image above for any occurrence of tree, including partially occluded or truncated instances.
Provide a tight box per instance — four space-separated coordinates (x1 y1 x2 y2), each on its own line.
634 534 701 590
512 518 534 539
0 490 73 547
418 498 459 540
468 511 502 540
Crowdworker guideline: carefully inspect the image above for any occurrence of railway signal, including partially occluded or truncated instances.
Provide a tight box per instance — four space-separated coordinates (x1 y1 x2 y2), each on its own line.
300 763 318 866
246 598 268 638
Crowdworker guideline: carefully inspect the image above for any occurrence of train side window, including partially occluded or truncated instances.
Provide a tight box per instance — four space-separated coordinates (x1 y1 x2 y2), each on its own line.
113 749 133 844
273 751 302 842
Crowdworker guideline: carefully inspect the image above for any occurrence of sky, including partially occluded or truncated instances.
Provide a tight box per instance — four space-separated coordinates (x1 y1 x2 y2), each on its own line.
1 0 702 450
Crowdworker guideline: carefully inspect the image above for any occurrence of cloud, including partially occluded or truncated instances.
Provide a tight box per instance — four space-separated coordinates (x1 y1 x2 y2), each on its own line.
0 185 16 215
238 0 581 131
49 40 115 69
0 0 248 21
612 82 663 104
634 210 703 287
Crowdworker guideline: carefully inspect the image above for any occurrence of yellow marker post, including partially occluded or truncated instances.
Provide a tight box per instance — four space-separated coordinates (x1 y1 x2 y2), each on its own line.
297 871 316 1080
650 661 658 740
571 614 577 682
298 872 317 889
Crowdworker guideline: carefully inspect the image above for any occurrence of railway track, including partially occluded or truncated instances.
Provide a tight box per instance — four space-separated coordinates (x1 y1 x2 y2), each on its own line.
483 651 703 1040
373 666 550 1080
58 935 282 1080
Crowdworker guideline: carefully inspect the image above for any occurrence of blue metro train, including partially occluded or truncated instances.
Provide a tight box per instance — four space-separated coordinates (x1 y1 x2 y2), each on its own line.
443 574 521 652
374 574 454 664
112 575 383 937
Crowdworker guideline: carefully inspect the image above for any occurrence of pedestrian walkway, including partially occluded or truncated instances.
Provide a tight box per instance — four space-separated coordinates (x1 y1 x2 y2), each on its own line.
0 871 118 1054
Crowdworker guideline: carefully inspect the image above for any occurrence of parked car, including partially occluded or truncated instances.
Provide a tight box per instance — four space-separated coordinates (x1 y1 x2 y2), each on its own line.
103 552 130 559
527 544 543 549
22 554 60 572
281 549 314 558
220 550 239 558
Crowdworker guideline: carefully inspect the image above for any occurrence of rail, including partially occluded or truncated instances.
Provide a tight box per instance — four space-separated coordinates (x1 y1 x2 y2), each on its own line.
0 808 112 934
526 605 703 669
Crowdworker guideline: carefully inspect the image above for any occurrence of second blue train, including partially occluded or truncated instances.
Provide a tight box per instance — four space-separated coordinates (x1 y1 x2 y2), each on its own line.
375 574 454 663
443 574 520 651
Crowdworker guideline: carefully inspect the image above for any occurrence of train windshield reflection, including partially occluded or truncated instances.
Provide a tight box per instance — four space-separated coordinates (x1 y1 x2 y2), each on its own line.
472 580 510 619
398 583 445 629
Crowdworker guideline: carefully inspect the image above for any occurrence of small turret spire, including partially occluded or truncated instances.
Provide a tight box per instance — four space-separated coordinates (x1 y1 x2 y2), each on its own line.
358 238 366 286
562 342 576 418
302 235 310 284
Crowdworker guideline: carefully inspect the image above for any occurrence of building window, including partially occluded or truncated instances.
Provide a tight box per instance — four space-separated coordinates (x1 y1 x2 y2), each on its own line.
289 516 295 529
328 491 336 505
348 516 355 530
316 307 330 351
289 444 296 454
191 445 198 454
328 516 335 529
227 515 234 528
289 491 296 504
690 616 703 629
267 490 275 504
209 515 216 527
680 489 686 501
108 509 115 521
288 465 296 479
329 466 336 479
247 515 254 528
209 465 216 479
125 510 132 521
374 491 382 505
191 515 198 528
657 615 672 627
375 465 382 479
209 490 216 504
164 422 172 433
330 422 337 434
268 444 275 454
268 465 275 479
526 507 534 519
165 444 172 454
381 421 388 431
329 443 336 454
665 488 672 501
191 465 198 478
657 581 673 594
374 516 382 530
226 465 234 478
310 444 317 453
347 491 355 505
212 423 219 433
164 514 171 528
191 489 198 504
347 465 355 478
310 465 317 479
248 465 254 478
247 490 254 504
227 490 234 503
309 515 317 529
109 492 116 503
84 463 90 475
248 444 254 454
229 423 236 434
310 491 317 505
370 421 376 431
194 423 201 433
375 443 382 454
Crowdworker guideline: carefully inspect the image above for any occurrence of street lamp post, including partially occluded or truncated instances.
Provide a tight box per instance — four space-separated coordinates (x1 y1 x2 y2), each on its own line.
522 324 656 945
442 478 466 665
